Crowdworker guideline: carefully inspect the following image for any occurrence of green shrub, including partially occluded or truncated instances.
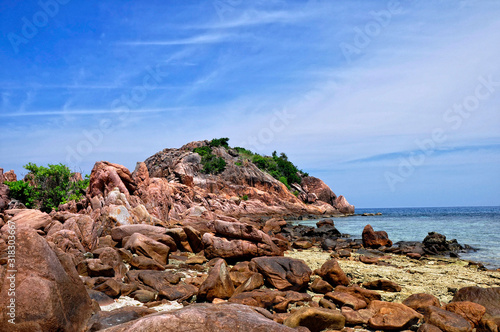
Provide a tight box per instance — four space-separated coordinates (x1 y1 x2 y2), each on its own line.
293 190 299 197
209 137 229 148
278 176 291 190
235 161 242 166
193 146 212 158
4 163 89 213
241 194 249 201
4 180 36 208
201 155 227 174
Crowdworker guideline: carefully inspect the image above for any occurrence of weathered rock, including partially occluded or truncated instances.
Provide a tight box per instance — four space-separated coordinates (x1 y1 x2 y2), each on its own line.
4 209 52 231
335 285 381 304
233 273 264 295
186 255 207 265
97 247 127 279
251 256 312 291
203 233 282 260
0 226 93 331
341 307 375 325
85 306 157 331
111 224 167 243
362 224 392 248
309 277 334 294
0 183 9 212
124 233 170 266
283 307 345 332
93 278 122 298
324 291 367 310
363 279 402 292
443 301 486 327
198 258 235 301
86 259 115 277
47 229 86 253
359 255 379 264
315 259 349 286
131 289 157 303
403 293 442 313
102 303 296 332
335 195 355 215
129 256 165 270
87 289 115 306
87 161 137 198
368 300 423 330
229 289 285 308
229 271 255 288
418 323 445 332
451 287 500 316
182 226 204 253
292 240 313 249
423 306 473 332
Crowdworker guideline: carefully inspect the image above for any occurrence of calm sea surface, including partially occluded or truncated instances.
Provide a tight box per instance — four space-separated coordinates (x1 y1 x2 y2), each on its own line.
295 206 500 269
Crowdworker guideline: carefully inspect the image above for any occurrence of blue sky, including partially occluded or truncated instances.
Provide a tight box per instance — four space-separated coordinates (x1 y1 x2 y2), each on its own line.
1 0 499 208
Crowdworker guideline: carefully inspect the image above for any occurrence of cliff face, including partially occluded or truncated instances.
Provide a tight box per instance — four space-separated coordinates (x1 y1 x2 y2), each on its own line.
141 140 354 221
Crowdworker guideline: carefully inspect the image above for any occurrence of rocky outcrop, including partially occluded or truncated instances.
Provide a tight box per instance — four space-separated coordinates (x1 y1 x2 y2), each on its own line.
250 256 312 291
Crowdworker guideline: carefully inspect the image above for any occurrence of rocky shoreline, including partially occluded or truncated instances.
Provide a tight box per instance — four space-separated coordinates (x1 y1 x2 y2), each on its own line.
0 141 499 331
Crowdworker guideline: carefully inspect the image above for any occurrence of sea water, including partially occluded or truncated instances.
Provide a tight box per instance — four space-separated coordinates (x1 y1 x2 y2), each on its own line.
296 206 500 269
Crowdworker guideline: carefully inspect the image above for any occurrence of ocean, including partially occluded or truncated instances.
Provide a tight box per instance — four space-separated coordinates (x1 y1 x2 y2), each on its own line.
295 206 500 269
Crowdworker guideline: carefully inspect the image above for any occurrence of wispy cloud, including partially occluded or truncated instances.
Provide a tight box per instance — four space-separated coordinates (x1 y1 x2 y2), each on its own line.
118 33 234 46
0 108 189 117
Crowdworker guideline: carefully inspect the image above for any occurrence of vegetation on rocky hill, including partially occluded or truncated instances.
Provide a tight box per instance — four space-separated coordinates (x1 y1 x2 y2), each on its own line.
4 163 89 212
193 138 308 189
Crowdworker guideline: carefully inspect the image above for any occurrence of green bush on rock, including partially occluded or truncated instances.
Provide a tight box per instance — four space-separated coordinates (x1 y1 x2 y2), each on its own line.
4 163 89 213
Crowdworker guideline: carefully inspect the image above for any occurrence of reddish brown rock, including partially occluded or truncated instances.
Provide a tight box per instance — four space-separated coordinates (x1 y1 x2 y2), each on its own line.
359 255 380 264
309 277 334 294
325 291 367 310
292 240 313 249
182 225 204 253
423 306 473 332
111 224 168 243
316 219 334 228
47 229 86 253
129 256 165 270
97 247 127 279
198 258 235 302
368 300 423 330
251 256 312 291
263 218 287 234
283 307 346 332
100 303 296 332
451 287 500 316
403 293 442 313
4 209 52 231
124 233 170 266
0 226 93 331
341 307 375 325
315 259 349 286
418 323 444 332
335 195 355 215
86 306 156 331
93 278 122 298
229 289 285 308
301 176 337 207
87 161 136 198
203 233 282 260
363 279 402 292
230 271 256 288
233 273 264 295
86 259 115 277
335 285 381 304
362 224 392 248
443 301 486 327
0 183 9 212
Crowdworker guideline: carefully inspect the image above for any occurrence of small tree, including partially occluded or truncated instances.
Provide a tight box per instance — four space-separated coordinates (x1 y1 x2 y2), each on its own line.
5 163 89 213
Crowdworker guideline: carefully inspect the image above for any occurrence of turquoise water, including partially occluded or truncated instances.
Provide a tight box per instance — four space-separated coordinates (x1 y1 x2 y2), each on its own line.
295 206 500 269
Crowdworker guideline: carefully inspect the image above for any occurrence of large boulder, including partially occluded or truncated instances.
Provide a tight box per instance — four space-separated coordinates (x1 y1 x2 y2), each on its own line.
97 303 296 332
315 259 349 286
362 224 392 248
0 183 9 212
124 233 170 266
0 226 93 331
422 306 473 332
301 176 337 206
202 233 282 260
451 287 500 317
403 293 442 313
250 256 312 291
443 301 486 328
87 161 136 198
283 307 345 332
335 195 355 215
368 300 423 330
198 258 235 302
3 209 52 231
